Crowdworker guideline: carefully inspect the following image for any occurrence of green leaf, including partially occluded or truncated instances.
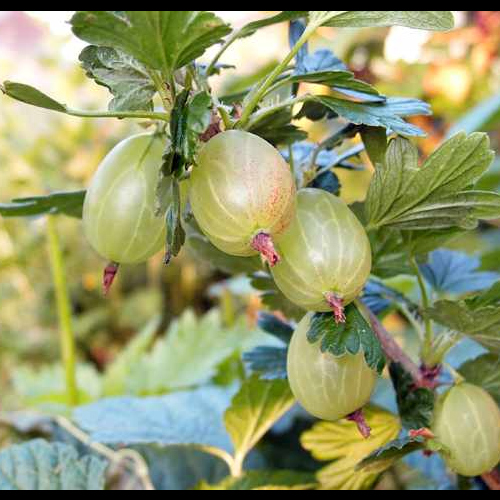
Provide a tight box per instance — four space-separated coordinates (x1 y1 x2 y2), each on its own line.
369 228 413 278
281 71 381 101
365 133 497 231
298 96 430 137
74 386 235 452
71 11 232 74
164 179 185 263
313 11 454 31
200 470 316 490
184 91 213 162
79 45 156 112
125 310 270 395
137 444 228 490
0 439 108 490
301 407 401 490
224 376 295 470
256 312 294 344
426 282 500 353
356 436 426 472
1 80 167 121
360 126 387 167
1 81 66 112
249 107 307 147
389 363 434 430
0 191 86 219
101 317 159 396
243 346 288 381
458 354 500 404
306 304 386 373
186 219 262 275
238 12 308 39
12 364 102 415
250 272 305 321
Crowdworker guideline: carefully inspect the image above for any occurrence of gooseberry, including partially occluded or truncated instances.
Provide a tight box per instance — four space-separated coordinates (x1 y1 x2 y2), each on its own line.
271 188 371 322
83 133 166 266
287 313 378 422
432 382 500 477
189 130 296 266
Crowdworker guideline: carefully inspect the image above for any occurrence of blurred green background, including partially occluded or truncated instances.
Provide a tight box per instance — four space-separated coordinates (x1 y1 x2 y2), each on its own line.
1 11 499 456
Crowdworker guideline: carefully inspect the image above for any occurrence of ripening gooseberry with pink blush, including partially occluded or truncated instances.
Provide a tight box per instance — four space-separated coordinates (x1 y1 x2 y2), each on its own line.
189 130 296 266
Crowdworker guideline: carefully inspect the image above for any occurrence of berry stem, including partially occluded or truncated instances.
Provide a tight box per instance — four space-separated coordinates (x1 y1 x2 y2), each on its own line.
103 262 120 296
482 469 500 491
324 292 346 324
347 409 371 439
251 232 280 267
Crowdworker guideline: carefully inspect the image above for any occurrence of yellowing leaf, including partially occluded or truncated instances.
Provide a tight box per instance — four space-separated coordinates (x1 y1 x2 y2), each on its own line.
301 407 401 490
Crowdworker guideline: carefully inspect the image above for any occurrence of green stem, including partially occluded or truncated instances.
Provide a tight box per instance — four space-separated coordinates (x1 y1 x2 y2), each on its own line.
242 94 308 131
411 257 434 364
46 216 78 407
205 30 242 77
65 108 169 122
236 26 315 129
150 70 173 114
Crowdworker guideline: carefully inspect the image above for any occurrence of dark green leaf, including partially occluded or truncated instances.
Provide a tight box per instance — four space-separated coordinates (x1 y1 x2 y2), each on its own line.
298 96 430 136
284 71 382 102
0 191 86 219
238 12 307 39
257 312 294 344
315 11 454 31
458 354 500 404
249 108 307 147
0 439 108 490
369 227 413 278
1 81 67 112
250 272 305 321
366 133 497 231
307 304 386 373
71 11 232 74
426 282 500 354
184 91 213 162
243 346 288 381
389 363 434 430
360 126 387 167
356 436 426 472
308 170 340 195
186 219 262 275
164 180 185 263
79 45 156 112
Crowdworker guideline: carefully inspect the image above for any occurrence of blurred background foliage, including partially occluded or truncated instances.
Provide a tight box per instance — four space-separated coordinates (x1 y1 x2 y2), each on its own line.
0 11 499 490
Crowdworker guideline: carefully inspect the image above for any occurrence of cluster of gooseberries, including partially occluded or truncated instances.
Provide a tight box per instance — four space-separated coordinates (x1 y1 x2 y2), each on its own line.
83 129 500 475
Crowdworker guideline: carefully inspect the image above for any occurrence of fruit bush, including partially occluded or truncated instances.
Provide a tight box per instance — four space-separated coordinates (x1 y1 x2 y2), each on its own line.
1 10 500 491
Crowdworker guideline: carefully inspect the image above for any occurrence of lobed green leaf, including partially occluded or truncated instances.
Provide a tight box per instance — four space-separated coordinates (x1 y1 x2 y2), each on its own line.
307 304 386 373
71 11 232 74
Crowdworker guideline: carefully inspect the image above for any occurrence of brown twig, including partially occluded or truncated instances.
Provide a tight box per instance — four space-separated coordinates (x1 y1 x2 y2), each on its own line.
358 302 425 387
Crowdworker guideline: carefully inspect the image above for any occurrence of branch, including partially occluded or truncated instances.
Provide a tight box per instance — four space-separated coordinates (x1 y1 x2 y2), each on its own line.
358 301 425 386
